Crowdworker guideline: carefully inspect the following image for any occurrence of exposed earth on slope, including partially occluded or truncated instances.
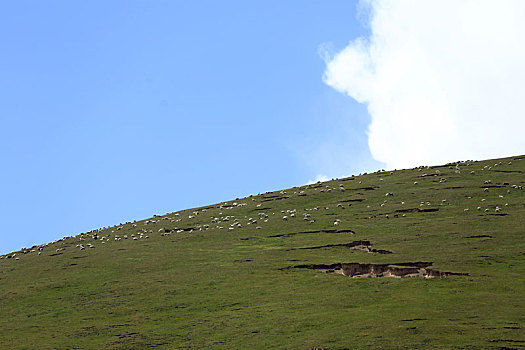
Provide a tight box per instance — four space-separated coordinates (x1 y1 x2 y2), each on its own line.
292 261 468 279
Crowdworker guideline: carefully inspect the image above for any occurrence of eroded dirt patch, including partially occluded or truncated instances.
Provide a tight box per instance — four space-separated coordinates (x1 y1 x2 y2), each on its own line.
494 169 525 173
261 196 290 202
292 262 467 279
268 228 355 238
355 186 379 191
395 208 439 213
290 240 393 254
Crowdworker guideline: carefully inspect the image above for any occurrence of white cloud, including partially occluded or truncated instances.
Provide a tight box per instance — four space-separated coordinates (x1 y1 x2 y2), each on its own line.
323 0 525 169
306 174 331 185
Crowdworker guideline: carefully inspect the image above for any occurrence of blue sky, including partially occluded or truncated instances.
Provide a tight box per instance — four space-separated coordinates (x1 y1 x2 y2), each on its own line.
0 1 383 254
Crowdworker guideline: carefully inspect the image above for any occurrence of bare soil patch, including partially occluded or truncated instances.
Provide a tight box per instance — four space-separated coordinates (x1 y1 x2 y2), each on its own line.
395 208 439 213
291 240 393 254
292 262 467 279
268 228 355 238
339 198 366 202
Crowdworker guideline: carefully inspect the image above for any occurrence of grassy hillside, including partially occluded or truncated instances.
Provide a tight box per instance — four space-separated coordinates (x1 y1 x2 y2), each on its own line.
1 155 524 349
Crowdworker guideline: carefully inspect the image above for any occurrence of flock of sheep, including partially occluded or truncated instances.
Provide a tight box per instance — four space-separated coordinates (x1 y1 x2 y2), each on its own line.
1 157 522 262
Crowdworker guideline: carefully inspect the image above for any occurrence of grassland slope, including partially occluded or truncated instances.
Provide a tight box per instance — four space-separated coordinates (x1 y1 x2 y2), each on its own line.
1 155 524 349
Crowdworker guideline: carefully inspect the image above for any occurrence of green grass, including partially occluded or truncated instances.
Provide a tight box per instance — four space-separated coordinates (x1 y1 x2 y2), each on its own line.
1 155 524 349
